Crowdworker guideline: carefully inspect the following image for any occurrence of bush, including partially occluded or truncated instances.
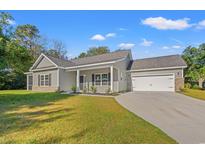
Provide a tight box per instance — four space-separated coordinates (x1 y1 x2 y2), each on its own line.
90 86 97 94
192 84 200 89
71 86 77 93
184 83 191 89
83 88 87 93
105 87 111 94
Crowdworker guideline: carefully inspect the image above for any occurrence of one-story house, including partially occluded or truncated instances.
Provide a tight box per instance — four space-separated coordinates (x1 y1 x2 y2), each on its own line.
25 50 187 93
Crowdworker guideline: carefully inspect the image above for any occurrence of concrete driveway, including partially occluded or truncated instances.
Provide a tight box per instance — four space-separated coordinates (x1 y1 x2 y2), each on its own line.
115 92 205 144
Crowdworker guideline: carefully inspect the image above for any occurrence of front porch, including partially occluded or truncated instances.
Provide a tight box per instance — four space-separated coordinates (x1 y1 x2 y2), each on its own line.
67 65 119 93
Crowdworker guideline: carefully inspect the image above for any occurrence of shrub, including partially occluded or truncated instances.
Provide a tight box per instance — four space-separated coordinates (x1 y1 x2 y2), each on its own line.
192 84 200 89
184 83 191 89
83 88 87 93
106 87 111 94
90 86 97 94
71 86 77 93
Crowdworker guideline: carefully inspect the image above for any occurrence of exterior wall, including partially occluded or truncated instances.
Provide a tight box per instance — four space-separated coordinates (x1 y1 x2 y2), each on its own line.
59 69 76 92
35 57 55 69
175 78 184 91
79 67 118 93
129 68 184 91
32 68 59 92
114 56 130 92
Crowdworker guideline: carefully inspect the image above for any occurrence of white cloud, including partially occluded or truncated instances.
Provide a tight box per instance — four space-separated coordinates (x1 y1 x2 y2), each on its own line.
90 34 106 41
142 17 191 30
140 39 153 46
162 46 170 50
118 43 135 49
196 20 205 29
172 45 181 49
105 33 116 38
7 19 16 25
162 45 181 50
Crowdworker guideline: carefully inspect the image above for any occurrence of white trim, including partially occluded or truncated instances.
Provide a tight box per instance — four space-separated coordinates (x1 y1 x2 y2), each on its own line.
31 67 59 72
57 69 60 87
65 58 126 70
182 68 184 78
94 73 109 86
132 73 175 77
27 75 29 90
29 53 58 71
65 65 112 72
24 72 32 75
128 66 187 72
110 65 113 92
76 69 80 92
39 74 50 87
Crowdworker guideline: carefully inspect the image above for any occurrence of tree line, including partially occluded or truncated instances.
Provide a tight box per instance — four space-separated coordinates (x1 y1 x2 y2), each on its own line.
0 12 68 90
182 44 205 88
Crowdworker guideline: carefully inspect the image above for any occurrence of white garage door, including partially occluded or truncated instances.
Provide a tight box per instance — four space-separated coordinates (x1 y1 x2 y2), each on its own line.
132 74 175 92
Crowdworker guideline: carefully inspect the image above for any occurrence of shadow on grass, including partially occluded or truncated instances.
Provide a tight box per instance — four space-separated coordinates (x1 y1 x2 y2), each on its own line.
0 92 75 138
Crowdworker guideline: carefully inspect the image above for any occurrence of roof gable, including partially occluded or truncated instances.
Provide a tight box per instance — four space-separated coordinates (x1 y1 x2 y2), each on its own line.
34 56 56 69
29 53 58 71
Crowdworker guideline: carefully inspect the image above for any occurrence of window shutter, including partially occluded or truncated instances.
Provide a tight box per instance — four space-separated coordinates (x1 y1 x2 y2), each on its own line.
108 73 110 85
38 75 40 86
49 74 52 86
92 74 94 86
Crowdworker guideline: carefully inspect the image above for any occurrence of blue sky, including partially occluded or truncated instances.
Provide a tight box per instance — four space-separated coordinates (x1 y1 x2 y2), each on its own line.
7 11 205 59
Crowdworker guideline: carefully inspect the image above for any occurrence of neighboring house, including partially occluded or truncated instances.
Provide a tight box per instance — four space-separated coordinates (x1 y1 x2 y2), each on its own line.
25 50 187 93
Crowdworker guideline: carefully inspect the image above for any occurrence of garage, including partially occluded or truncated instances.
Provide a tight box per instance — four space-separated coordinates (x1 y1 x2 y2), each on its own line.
132 74 175 92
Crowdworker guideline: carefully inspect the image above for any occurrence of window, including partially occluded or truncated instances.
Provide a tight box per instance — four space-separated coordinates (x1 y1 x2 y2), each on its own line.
45 75 49 86
95 74 101 85
102 74 108 85
40 75 44 86
94 73 109 86
40 74 50 86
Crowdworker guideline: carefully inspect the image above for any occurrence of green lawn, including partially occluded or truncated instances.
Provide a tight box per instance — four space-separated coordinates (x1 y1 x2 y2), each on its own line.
181 88 205 101
0 90 176 144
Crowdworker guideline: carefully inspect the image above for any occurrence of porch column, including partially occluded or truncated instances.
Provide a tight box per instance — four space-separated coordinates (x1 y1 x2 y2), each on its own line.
76 69 80 92
26 75 29 90
110 65 113 92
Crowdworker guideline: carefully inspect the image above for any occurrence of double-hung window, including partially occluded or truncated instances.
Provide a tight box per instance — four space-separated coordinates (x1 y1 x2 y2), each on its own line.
95 74 101 85
102 74 108 85
94 73 109 86
40 74 49 86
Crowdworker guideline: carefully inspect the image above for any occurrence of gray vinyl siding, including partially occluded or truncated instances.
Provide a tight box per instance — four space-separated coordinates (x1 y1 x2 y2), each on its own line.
32 69 58 88
59 69 76 92
114 56 130 92
35 57 55 69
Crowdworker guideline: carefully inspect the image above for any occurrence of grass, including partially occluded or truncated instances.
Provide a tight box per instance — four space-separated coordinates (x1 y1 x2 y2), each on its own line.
181 88 205 101
0 90 176 144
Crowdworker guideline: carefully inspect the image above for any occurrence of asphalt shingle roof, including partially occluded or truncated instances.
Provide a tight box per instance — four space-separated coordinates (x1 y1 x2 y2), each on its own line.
46 50 130 67
129 55 187 70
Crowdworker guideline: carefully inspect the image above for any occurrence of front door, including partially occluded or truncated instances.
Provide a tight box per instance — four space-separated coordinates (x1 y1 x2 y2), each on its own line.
80 75 87 90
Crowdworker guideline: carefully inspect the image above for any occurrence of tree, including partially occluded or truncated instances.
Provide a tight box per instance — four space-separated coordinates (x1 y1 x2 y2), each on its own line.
15 24 42 58
78 52 87 58
45 39 67 59
77 46 110 58
182 43 205 88
0 12 14 70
